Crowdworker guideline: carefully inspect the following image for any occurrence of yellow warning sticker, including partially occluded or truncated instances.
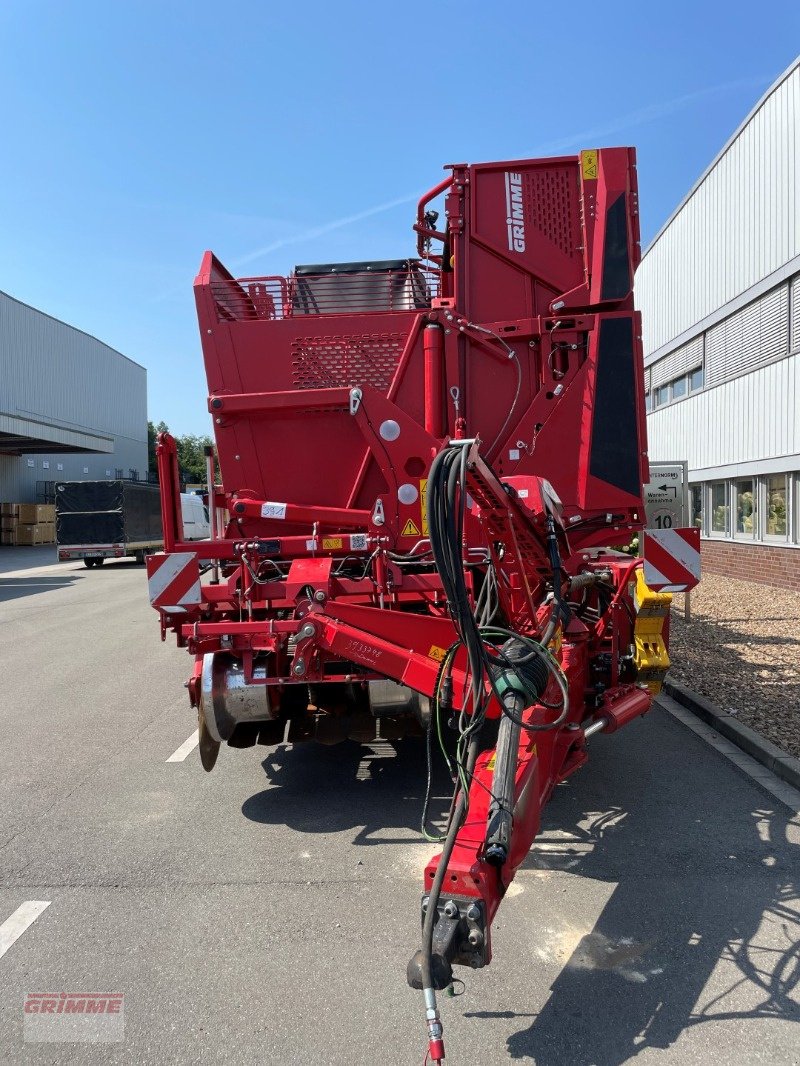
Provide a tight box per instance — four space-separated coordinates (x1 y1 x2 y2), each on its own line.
428 644 447 662
401 518 421 537
526 741 538 755
486 752 496 771
420 478 428 535
581 149 598 180
322 537 343 550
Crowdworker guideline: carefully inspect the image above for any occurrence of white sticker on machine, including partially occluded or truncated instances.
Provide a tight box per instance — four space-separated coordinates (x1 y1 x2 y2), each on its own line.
350 534 369 551
261 501 287 519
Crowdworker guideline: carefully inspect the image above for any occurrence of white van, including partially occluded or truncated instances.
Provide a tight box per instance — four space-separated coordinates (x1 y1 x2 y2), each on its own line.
180 493 211 541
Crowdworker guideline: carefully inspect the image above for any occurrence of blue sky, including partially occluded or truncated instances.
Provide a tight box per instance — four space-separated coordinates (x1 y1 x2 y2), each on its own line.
1 2 798 435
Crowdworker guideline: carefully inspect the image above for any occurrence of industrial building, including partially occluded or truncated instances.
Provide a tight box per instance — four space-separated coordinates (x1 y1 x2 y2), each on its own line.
0 290 147 503
637 57 800 590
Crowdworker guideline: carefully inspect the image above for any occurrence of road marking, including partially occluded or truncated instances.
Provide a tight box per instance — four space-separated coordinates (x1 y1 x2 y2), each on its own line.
167 730 199 762
0 901 51 960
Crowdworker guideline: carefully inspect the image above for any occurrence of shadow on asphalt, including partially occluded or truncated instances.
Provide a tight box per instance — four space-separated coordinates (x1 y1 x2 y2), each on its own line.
243 737 452 844
505 748 800 1063
0 559 145 602
243 724 799 1063
0 575 79 603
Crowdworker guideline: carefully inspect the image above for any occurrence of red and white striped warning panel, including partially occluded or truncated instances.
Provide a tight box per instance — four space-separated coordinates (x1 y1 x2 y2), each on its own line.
146 552 201 611
643 527 701 593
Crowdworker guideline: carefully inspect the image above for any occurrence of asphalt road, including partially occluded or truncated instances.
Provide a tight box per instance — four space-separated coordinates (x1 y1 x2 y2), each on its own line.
1 549 798 1065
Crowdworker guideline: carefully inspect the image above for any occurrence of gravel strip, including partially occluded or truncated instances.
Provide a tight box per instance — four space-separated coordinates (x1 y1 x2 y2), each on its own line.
668 572 800 759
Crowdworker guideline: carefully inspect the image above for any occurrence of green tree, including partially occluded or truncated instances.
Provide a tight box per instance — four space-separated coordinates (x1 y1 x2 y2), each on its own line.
175 433 214 484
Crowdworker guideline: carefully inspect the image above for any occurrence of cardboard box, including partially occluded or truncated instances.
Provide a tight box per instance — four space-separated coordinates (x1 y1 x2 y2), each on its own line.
19 503 54 524
16 524 52 546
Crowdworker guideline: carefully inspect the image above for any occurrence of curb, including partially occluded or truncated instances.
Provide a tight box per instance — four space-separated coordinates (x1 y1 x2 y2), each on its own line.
664 680 800 792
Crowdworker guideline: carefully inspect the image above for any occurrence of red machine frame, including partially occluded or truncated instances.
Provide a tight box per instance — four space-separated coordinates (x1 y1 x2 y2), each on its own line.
149 147 678 1063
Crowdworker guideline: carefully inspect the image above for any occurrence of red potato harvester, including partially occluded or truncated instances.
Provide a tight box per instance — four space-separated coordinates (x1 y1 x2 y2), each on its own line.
148 148 694 1063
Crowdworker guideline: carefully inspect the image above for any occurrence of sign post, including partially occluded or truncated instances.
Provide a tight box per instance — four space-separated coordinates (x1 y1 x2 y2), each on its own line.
643 460 692 620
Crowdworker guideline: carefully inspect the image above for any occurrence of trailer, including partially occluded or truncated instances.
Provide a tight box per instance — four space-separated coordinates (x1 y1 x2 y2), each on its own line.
57 480 163 566
57 483 212 566
147 148 699 1062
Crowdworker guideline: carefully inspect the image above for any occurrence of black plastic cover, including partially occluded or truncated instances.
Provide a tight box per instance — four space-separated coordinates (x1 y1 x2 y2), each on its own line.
294 259 420 275
55 481 163 545
588 317 640 496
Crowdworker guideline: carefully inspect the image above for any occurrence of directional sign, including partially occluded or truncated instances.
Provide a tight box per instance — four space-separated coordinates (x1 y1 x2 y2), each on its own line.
644 461 688 531
643 528 701 592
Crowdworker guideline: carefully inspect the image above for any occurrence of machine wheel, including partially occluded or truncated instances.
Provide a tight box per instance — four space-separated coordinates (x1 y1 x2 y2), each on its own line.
84 559 96 569
198 709 220 772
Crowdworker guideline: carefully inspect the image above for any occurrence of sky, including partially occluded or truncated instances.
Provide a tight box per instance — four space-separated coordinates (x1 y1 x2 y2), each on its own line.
1 2 798 436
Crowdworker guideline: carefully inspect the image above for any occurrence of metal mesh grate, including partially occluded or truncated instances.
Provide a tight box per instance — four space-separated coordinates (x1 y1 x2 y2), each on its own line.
210 267 438 323
291 333 405 390
526 168 579 257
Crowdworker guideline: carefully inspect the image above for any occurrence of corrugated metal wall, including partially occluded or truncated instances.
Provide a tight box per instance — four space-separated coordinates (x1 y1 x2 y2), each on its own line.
637 60 800 356
0 291 147 502
647 351 800 472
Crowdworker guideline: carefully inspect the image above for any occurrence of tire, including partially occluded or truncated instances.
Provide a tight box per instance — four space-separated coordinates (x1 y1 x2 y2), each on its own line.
96 558 105 566
84 559 95 569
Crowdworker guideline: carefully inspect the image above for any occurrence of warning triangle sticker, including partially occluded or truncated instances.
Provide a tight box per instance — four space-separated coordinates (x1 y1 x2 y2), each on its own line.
401 518 421 537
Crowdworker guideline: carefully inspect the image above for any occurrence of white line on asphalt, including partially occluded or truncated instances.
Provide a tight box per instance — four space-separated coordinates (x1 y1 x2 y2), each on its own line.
166 730 199 762
0 901 51 960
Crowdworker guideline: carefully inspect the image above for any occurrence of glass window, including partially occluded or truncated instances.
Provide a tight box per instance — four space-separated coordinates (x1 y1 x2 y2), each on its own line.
690 485 703 530
689 366 704 391
711 482 728 534
671 375 687 399
735 479 755 535
654 384 669 407
645 391 652 412
766 474 787 536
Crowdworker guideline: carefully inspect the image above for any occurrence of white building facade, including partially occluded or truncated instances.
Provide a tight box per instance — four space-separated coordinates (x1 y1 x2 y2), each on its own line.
0 290 148 503
637 58 800 589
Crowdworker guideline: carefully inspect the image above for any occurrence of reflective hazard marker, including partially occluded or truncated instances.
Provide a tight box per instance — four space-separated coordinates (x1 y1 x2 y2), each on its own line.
146 552 201 611
642 528 701 593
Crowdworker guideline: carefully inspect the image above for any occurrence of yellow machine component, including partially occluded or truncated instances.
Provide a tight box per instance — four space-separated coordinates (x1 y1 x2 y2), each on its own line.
631 569 672 695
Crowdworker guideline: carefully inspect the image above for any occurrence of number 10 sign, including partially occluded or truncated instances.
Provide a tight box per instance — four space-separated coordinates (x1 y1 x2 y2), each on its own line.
644 460 688 531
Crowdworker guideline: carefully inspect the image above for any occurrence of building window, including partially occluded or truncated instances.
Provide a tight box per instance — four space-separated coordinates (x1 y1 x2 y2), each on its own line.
690 485 703 530
710 482 728 534
671 375 687 400
645 391 652 412
689 366 704 391
734 479 755 536
766 474 787 537
654 384 669 407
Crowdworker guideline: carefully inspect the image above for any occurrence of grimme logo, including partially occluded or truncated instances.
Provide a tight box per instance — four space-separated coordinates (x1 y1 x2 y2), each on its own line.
24 992 124 1043
505 171 526 253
